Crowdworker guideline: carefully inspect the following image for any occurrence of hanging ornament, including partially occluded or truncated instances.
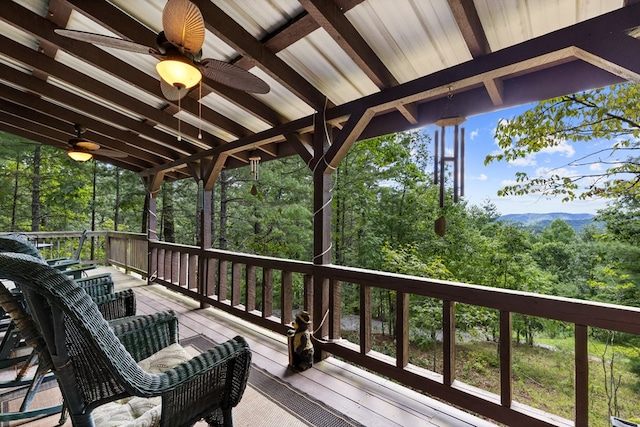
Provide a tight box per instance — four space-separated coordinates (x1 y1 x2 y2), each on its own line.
433 87 466 236
249 155 261 180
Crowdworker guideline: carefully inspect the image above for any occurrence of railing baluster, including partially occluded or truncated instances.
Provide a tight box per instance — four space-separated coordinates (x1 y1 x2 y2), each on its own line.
500 310 512 407
396 291 409 368
443 300 455 386
188 253 197 289
262 268 273 318
282 271 293 326
330 280 342 341
170 251 179 284
575 324 588 427
303 274 313 313
218 259 228 301
360 283 371 354
246 264 256 312
180 252 188 287
231 263 242 307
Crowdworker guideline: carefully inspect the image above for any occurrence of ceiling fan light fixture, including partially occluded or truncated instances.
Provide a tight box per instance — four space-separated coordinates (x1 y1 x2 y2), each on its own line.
67 150 93 162
156 54 202 89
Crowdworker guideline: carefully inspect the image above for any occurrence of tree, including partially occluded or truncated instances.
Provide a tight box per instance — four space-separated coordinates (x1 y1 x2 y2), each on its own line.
485 83 640 202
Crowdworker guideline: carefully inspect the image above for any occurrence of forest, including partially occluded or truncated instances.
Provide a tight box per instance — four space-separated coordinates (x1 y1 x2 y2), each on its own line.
1 83 640 424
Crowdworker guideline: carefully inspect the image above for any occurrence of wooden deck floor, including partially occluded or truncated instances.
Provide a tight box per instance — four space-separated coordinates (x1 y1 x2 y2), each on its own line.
107 266 498 427
6 266 499 427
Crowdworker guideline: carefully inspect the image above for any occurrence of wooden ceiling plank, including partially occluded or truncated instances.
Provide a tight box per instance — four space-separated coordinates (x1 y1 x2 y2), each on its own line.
447 0 491 58
60 0 270 135
191 0 330 110
299 0 398 89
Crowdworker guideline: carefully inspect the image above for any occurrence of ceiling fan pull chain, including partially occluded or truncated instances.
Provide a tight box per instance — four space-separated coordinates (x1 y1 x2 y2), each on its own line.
177 94 182 141
198 81 202 139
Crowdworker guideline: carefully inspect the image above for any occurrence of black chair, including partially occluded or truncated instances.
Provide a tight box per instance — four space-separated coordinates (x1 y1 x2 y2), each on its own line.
0 252 252 426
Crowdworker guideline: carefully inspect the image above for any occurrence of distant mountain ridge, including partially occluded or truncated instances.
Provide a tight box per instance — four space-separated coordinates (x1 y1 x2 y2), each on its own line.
498 212 597 232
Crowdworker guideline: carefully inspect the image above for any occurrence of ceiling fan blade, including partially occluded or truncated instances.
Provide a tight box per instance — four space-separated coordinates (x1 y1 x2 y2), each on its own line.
55 29 156 55
162 0 205 54
198 59 270 94
160 79 190 101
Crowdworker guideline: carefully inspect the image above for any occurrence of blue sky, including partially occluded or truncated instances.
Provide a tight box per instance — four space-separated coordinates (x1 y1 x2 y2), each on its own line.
422 104 612 216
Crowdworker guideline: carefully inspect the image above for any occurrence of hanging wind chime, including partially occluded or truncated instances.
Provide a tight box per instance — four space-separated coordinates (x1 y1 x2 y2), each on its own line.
249 154 261 196
433 88 466 237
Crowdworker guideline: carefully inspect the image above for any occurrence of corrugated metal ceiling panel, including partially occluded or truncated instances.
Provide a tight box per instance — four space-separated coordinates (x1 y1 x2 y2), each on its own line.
347 0 473 84
475 0 624 52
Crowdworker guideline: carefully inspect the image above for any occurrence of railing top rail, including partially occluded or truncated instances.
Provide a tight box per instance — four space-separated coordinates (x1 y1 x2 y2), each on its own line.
318 264 640 334
149 240 314 274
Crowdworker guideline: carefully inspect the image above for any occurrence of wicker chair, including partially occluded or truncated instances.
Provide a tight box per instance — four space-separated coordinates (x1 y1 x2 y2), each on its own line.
0 252 252 427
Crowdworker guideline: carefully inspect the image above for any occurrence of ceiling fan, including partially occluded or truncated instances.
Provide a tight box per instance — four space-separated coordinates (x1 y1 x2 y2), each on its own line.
66 124 128 162
55 0 270 101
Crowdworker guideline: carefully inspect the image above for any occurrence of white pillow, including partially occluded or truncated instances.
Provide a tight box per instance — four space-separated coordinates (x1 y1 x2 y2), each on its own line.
92 343 193 427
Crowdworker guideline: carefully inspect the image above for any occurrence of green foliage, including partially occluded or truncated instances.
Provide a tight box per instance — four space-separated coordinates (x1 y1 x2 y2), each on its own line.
485 82 640 201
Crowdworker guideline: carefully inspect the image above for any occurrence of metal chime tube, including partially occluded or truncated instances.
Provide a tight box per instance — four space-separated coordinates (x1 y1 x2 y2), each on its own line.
453 124 459 203
439 126 446 208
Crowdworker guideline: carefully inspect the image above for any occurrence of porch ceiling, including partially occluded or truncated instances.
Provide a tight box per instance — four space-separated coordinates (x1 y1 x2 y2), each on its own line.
0 0 639 183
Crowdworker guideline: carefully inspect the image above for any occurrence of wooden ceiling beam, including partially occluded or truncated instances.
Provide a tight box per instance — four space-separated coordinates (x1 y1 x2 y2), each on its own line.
192 0 331 111
299 0 398 89
447 0 491 58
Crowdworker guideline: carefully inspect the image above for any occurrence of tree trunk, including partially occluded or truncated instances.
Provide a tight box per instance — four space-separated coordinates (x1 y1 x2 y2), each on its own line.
10 153 20 232
114 168 121 231
30 145 41 231
218 171 228 250
141 193 149 234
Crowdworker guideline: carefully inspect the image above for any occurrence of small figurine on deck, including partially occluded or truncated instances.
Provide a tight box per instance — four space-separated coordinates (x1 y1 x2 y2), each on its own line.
287 311 314 371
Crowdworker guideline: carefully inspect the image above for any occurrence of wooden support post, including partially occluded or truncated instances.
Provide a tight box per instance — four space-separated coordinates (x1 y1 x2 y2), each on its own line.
312 113 332 354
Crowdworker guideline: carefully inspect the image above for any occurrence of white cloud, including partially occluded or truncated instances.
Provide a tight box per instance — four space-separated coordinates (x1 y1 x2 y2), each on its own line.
509 157 536 167
539 138 575 157
469 129 479 140
535 166 574 178
590 163 602 171
473 173 487 181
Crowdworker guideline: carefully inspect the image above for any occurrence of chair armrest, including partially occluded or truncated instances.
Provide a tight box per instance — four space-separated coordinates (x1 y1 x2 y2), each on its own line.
109 311 179 361
93 289 136 320
160 336 252 426
76 273 114 298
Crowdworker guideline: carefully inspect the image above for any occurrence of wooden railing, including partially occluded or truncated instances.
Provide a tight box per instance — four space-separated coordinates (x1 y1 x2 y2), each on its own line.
105 231 148 276
9 233 640 426
145 239 640 427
